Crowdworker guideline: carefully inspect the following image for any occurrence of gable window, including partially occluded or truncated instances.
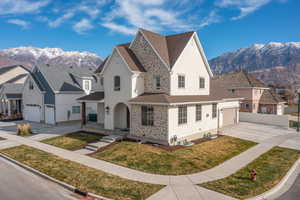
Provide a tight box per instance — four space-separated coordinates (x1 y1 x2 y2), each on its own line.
178 106 187 125
212 104 217 118
178 75 185 88
83 80 91 91
72 106 81 114
154 75 161 90
196 104 202 121
199 77 205 89
141 106 154 126
114 76 120 91
29 80 34 90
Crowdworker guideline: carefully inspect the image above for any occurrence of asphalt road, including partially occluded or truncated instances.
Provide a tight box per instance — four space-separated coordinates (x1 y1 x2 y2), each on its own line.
0 157 76 200
277 174 300 200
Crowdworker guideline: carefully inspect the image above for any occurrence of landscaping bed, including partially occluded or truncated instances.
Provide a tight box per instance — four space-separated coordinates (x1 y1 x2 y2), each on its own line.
200 146 300 199
0 145 164 200
91 136 256 175
42 132 103 150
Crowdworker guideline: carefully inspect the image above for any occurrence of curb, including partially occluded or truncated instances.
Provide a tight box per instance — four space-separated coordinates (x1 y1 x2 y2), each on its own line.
0 153 112 200
246 158 300 200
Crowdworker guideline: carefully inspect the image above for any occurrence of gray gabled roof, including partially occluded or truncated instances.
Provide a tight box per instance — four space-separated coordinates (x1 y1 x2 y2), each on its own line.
33 64 95 93
0 83 23 99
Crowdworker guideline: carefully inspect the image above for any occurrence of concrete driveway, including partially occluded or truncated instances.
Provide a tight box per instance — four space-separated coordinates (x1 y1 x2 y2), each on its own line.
0 120 80 135
222 122 300 150
0 157 76 200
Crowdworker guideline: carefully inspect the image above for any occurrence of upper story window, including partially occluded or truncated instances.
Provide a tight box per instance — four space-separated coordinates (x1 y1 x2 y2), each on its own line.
212 104 217 118
154 75 161 90
178 75 185 89
100 77 104 86
196 104 202 121
114 76 120 91
141 106 154 126
29 80 34 90
178 106 187 125
83 80 91 91
199 77 205 89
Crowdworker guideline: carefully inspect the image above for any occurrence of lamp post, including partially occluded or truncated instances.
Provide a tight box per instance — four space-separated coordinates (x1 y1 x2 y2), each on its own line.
297 89 300 132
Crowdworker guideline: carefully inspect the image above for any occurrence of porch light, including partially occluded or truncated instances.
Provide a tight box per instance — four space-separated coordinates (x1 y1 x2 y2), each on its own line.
105 106 110 114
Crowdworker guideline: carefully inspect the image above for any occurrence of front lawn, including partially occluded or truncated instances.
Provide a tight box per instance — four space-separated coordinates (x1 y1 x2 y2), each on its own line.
290 113 299 117
200 147 300 199
91 136 256 175
0 145 163 200
42 132 103 150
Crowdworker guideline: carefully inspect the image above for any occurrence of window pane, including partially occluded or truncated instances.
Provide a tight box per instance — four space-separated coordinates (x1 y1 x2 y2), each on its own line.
178 106 187 124
178 75 185 88
199 77 205 88
196 104 202 121
155 76 161 89
141 106 154 126
212 104 217 118
114 76 120 91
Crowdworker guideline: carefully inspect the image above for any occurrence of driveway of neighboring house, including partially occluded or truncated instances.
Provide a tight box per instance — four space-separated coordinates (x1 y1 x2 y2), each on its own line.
0 157 76 200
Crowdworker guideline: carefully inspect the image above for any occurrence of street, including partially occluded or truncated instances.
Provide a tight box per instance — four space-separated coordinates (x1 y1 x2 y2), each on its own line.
277 174 300 200
0 157 76 200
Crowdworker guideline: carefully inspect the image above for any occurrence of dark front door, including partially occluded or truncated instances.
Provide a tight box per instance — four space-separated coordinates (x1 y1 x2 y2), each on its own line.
126 107 130 129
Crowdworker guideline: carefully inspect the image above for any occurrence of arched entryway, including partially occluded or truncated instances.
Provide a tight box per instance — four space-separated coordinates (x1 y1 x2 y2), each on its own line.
114 103 130 130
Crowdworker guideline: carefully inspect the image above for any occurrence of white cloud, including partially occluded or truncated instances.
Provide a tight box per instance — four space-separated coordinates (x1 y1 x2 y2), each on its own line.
102 22 137 35
73 18 94 34
48 10 75 27
7 19 30 29
215 0 277 20
0 0 49 15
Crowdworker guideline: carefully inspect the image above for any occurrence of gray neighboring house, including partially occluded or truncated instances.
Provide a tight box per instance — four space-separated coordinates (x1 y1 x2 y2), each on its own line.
23 64 98 124
0 83 23 117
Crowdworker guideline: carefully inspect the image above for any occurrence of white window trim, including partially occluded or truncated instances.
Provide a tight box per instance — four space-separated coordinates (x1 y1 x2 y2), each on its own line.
178 105 187 125
178 74 186 89
199 77 205 89
83 80 91 91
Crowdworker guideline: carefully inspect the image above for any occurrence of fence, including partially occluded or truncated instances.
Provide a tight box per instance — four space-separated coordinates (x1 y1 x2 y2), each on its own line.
239 112 289 128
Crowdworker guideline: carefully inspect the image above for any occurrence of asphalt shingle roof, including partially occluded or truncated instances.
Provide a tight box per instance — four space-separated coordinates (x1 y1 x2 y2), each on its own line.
77 91 104 101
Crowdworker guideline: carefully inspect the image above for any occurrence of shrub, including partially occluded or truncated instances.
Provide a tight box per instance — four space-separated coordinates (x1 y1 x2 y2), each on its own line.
17 124 32 136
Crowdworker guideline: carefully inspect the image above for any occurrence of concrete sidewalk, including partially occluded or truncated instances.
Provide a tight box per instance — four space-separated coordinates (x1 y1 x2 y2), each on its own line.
0 128 298 200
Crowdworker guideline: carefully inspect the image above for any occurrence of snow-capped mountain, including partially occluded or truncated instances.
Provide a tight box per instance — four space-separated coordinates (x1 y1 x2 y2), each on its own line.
209 42 300 88
0 47 102 70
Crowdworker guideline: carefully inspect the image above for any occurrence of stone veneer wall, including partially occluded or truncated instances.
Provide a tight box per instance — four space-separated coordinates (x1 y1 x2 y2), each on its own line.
130 104 169 142
130 32 171 94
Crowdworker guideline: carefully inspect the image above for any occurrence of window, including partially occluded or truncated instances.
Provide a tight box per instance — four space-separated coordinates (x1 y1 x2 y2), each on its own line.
178 75 185 88
114 76 120 91
141 106 154 126
83 80 91 91
29 80 34 90
178 106 187 125
154 75 161 90
100 77 104 86
199 77 205 89
72 106 80 114
245 104 250 109
196 104 202 121
212 104 217 118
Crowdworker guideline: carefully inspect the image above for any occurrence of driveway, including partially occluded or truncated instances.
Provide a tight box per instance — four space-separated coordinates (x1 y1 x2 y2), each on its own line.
222 122 300 150
0 120 80 135
0 157 76 200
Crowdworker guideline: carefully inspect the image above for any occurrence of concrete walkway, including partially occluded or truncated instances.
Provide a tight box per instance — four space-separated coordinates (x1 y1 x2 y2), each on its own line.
0 126 299 200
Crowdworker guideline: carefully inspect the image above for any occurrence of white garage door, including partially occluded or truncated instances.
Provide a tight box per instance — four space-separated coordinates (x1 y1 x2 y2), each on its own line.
45 106 55 125
24 106 41 122
222 108 237 127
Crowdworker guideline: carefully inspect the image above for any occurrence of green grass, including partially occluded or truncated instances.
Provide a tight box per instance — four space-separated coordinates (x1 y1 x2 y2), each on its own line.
42 132 103 150
288 105 298 109
200 147 300 199
91 136 257 175
290 113 299 117
0 145 163 200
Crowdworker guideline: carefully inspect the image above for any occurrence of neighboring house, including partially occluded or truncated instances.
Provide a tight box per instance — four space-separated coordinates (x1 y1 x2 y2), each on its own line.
0 65 29 85
78 29 242 146
23 64 98 124
0 83 23 117
213 70 285 115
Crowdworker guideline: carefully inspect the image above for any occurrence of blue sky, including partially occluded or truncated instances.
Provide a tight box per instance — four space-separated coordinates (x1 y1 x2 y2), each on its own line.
0 0 299 59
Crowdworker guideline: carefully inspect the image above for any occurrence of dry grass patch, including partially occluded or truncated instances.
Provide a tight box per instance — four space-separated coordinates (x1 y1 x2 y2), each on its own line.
200 147 300 199
0 145 163 200
42 132 102 150
91 136 256 175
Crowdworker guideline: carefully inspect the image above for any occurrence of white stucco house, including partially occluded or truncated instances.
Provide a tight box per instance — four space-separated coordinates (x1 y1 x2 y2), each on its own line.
23 64 98 124
78 29 242 145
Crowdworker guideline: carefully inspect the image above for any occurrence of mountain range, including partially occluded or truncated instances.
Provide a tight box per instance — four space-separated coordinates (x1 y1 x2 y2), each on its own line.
209 42 300 88
0 47 102 70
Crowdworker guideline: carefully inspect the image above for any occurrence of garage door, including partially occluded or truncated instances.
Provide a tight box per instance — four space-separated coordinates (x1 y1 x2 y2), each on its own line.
45 106 55 125
222 108 237 127
24 106 41 122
